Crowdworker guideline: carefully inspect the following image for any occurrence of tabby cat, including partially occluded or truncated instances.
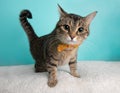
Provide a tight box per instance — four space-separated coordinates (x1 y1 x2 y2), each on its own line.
19 5 97 87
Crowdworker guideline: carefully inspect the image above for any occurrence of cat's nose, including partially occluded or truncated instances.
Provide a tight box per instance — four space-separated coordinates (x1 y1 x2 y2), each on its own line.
69 35 75 40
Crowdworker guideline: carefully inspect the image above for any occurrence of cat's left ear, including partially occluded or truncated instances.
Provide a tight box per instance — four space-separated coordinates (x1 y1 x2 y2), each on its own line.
58 4 68 17
85 11 97 25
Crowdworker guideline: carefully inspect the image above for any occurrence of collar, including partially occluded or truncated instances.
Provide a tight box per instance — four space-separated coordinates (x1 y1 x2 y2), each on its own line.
57 43 79 52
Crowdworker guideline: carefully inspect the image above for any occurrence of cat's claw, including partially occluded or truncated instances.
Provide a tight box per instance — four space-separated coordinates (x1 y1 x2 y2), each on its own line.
47 79 58 87
70 72 80 78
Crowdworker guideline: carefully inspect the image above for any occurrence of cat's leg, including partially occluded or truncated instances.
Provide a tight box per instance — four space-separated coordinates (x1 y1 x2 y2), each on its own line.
69 60 80 78
35 60 47 72
46 59 58 87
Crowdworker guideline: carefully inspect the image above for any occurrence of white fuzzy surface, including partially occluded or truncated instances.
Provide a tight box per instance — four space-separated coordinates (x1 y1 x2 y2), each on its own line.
0 62 120 93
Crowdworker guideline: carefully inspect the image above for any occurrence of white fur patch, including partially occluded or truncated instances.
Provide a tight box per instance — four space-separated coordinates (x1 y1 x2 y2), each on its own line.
66 36 78 44
72 37 77 42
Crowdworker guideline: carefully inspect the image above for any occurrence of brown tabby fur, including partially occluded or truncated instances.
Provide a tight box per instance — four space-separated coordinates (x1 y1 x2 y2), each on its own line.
19 5 97 87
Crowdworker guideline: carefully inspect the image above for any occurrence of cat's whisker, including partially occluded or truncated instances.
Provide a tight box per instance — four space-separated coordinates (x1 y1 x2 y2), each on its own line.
84 40 99 49
79 40 99 57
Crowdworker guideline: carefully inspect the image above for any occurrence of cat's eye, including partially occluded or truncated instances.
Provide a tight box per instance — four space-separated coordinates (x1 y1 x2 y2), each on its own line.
63 25 70 31
78 27 84 32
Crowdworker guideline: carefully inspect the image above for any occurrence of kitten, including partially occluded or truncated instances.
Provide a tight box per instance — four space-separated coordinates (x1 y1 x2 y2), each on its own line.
19 5 97 87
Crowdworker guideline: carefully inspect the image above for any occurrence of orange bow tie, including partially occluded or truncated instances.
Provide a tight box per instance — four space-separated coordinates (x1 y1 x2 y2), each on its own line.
57 44 79 52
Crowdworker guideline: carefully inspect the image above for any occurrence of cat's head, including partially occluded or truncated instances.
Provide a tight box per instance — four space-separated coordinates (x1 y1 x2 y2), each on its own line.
54 5 97 45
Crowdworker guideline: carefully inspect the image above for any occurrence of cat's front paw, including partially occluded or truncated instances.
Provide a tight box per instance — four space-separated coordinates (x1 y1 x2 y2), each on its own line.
70 72 80 78
47 79 58 87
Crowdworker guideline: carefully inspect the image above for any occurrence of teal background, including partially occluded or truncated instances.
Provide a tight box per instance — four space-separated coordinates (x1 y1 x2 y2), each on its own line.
0 0 120 66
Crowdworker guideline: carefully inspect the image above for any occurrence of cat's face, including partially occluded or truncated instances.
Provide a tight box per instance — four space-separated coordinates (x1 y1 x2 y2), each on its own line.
55 5 97 45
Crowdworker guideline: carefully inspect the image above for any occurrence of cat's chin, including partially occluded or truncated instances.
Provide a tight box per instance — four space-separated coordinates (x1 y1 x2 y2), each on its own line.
65 40 79 45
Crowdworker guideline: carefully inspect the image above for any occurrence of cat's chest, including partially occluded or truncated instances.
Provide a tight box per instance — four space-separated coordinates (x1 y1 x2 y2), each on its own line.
58 49 77 66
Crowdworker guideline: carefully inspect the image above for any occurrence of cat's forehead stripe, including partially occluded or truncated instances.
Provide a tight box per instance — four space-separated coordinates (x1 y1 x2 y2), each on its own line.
68 20 73 26
69 14 82 22
68 14 85 26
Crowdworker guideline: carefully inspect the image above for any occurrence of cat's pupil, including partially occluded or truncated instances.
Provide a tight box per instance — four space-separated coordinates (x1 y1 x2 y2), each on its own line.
64 25 69 31
78 27 84 32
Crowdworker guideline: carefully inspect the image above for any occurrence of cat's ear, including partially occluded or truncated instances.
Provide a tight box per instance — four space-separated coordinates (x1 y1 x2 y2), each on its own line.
58 4 68 17
85 11 97 25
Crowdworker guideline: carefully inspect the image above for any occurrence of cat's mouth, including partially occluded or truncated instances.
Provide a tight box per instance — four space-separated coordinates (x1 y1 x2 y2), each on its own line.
67 40 78 44
66 36 78 44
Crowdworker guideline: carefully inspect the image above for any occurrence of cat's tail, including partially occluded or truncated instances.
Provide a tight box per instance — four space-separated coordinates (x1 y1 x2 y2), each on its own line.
19 10 38 42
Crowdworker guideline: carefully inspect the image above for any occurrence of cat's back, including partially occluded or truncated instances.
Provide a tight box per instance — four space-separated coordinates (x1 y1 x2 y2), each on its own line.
30 33 60 60
29 34 49 59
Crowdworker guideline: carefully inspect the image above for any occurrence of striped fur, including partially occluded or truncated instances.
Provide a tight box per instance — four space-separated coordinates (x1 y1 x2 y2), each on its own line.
19 5 97 87
19 10 38 43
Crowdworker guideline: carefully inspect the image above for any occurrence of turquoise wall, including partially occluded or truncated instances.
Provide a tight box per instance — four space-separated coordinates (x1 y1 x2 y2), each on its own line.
0 0 120 65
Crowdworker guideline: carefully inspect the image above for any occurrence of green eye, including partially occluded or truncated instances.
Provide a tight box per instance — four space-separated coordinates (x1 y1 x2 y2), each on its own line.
78 27 84 32
63 25 70 31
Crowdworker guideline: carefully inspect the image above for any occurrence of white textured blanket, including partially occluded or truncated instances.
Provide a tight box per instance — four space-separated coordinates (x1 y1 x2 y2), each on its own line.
0 62 120 93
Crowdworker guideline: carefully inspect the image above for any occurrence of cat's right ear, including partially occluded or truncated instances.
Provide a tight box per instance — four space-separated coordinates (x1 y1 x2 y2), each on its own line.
58 4 68 17
85 11 97 25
